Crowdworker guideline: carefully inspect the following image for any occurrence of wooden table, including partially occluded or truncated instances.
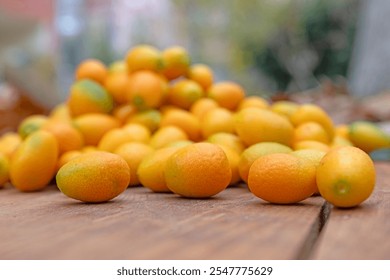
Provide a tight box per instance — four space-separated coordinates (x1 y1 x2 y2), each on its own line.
0 162 389 260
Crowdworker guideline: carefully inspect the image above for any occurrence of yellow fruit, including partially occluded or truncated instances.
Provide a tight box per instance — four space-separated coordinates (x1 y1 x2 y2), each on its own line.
293 140 330 152
42 120 84 155
73 113 120 146
208 81 245 111
0 132 22 159
49 103 72 123
149 126 188 149
98 124 150 152
201 107 235 139
160 108 202 141
57 150 83 171
126 109 161 133
334 124 350 140
270 100 299 120
18 114 48 139
0 153 10 187
165 140 194 149
10 130 58 192
161 46 190 80
234 107 294 147
291 149 326 194
316 146 376 208
67 79 114 117
167 79 204 110
165 143 231 198
238 142 293 183
125 44 163 73
126 70 167 110
112 103 137 124
293 121 330 144
186 63 213 90
75 59 108 85
189 97 219 121
290 104 335 141
331 135 354 148
56 151 130 203
108 60 127 74
237 96 269 110
122 123 151 142
348 121 390 153
114 142 154 186
137 146 181 193
207 132 246 154
248 153 317 204
104 72 129 104
218 144 241 185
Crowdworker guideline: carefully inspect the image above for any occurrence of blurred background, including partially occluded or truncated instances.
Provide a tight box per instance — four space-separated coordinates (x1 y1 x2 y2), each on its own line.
1 0 390 133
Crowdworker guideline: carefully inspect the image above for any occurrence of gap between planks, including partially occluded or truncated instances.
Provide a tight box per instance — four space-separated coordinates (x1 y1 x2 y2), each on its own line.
294 200 332 259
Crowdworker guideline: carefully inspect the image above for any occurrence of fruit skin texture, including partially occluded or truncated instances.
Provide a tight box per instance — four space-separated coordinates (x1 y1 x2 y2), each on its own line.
164 143 231 198
248 153 316 204
10 130 59 192
56 151 130 203
316 146 376 208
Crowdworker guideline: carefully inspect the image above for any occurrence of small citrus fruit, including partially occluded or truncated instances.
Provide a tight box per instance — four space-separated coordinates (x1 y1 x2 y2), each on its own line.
234 107 294 147
149 126 188 149
18 114 48 139
208 81 245 111
126 70 167 110
137 146 180 193
125 44 163 73
68 79 114 117
248 153 317 204
0 132 22 159
42 120 84 155
114 142 154 186
201 107 235 139
75 59 108 85
186 63 213 90
56 151 130 203
165 143 231 198
160 108 201 141
167 79 204 110
290 104 334 141
10 130 58 192
237 96 269 110
161 46 190 80
73 113 120 146
348 121 390 153
316 146 376 208
238 142 292 183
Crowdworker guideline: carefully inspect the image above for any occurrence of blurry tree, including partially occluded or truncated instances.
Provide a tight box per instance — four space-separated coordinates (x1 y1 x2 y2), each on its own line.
172 0 358 95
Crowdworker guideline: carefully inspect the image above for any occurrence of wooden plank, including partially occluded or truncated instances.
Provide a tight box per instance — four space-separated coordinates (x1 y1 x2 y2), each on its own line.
0 182 325 260
312 162 390 259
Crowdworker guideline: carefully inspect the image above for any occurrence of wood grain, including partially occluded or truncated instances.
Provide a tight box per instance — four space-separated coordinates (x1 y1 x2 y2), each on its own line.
0 183 324 260
311 162 390 259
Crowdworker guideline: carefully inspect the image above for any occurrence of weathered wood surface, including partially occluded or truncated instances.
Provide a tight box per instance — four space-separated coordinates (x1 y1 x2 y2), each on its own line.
0 162 388 260
0 183 324 260
312 162 390 259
